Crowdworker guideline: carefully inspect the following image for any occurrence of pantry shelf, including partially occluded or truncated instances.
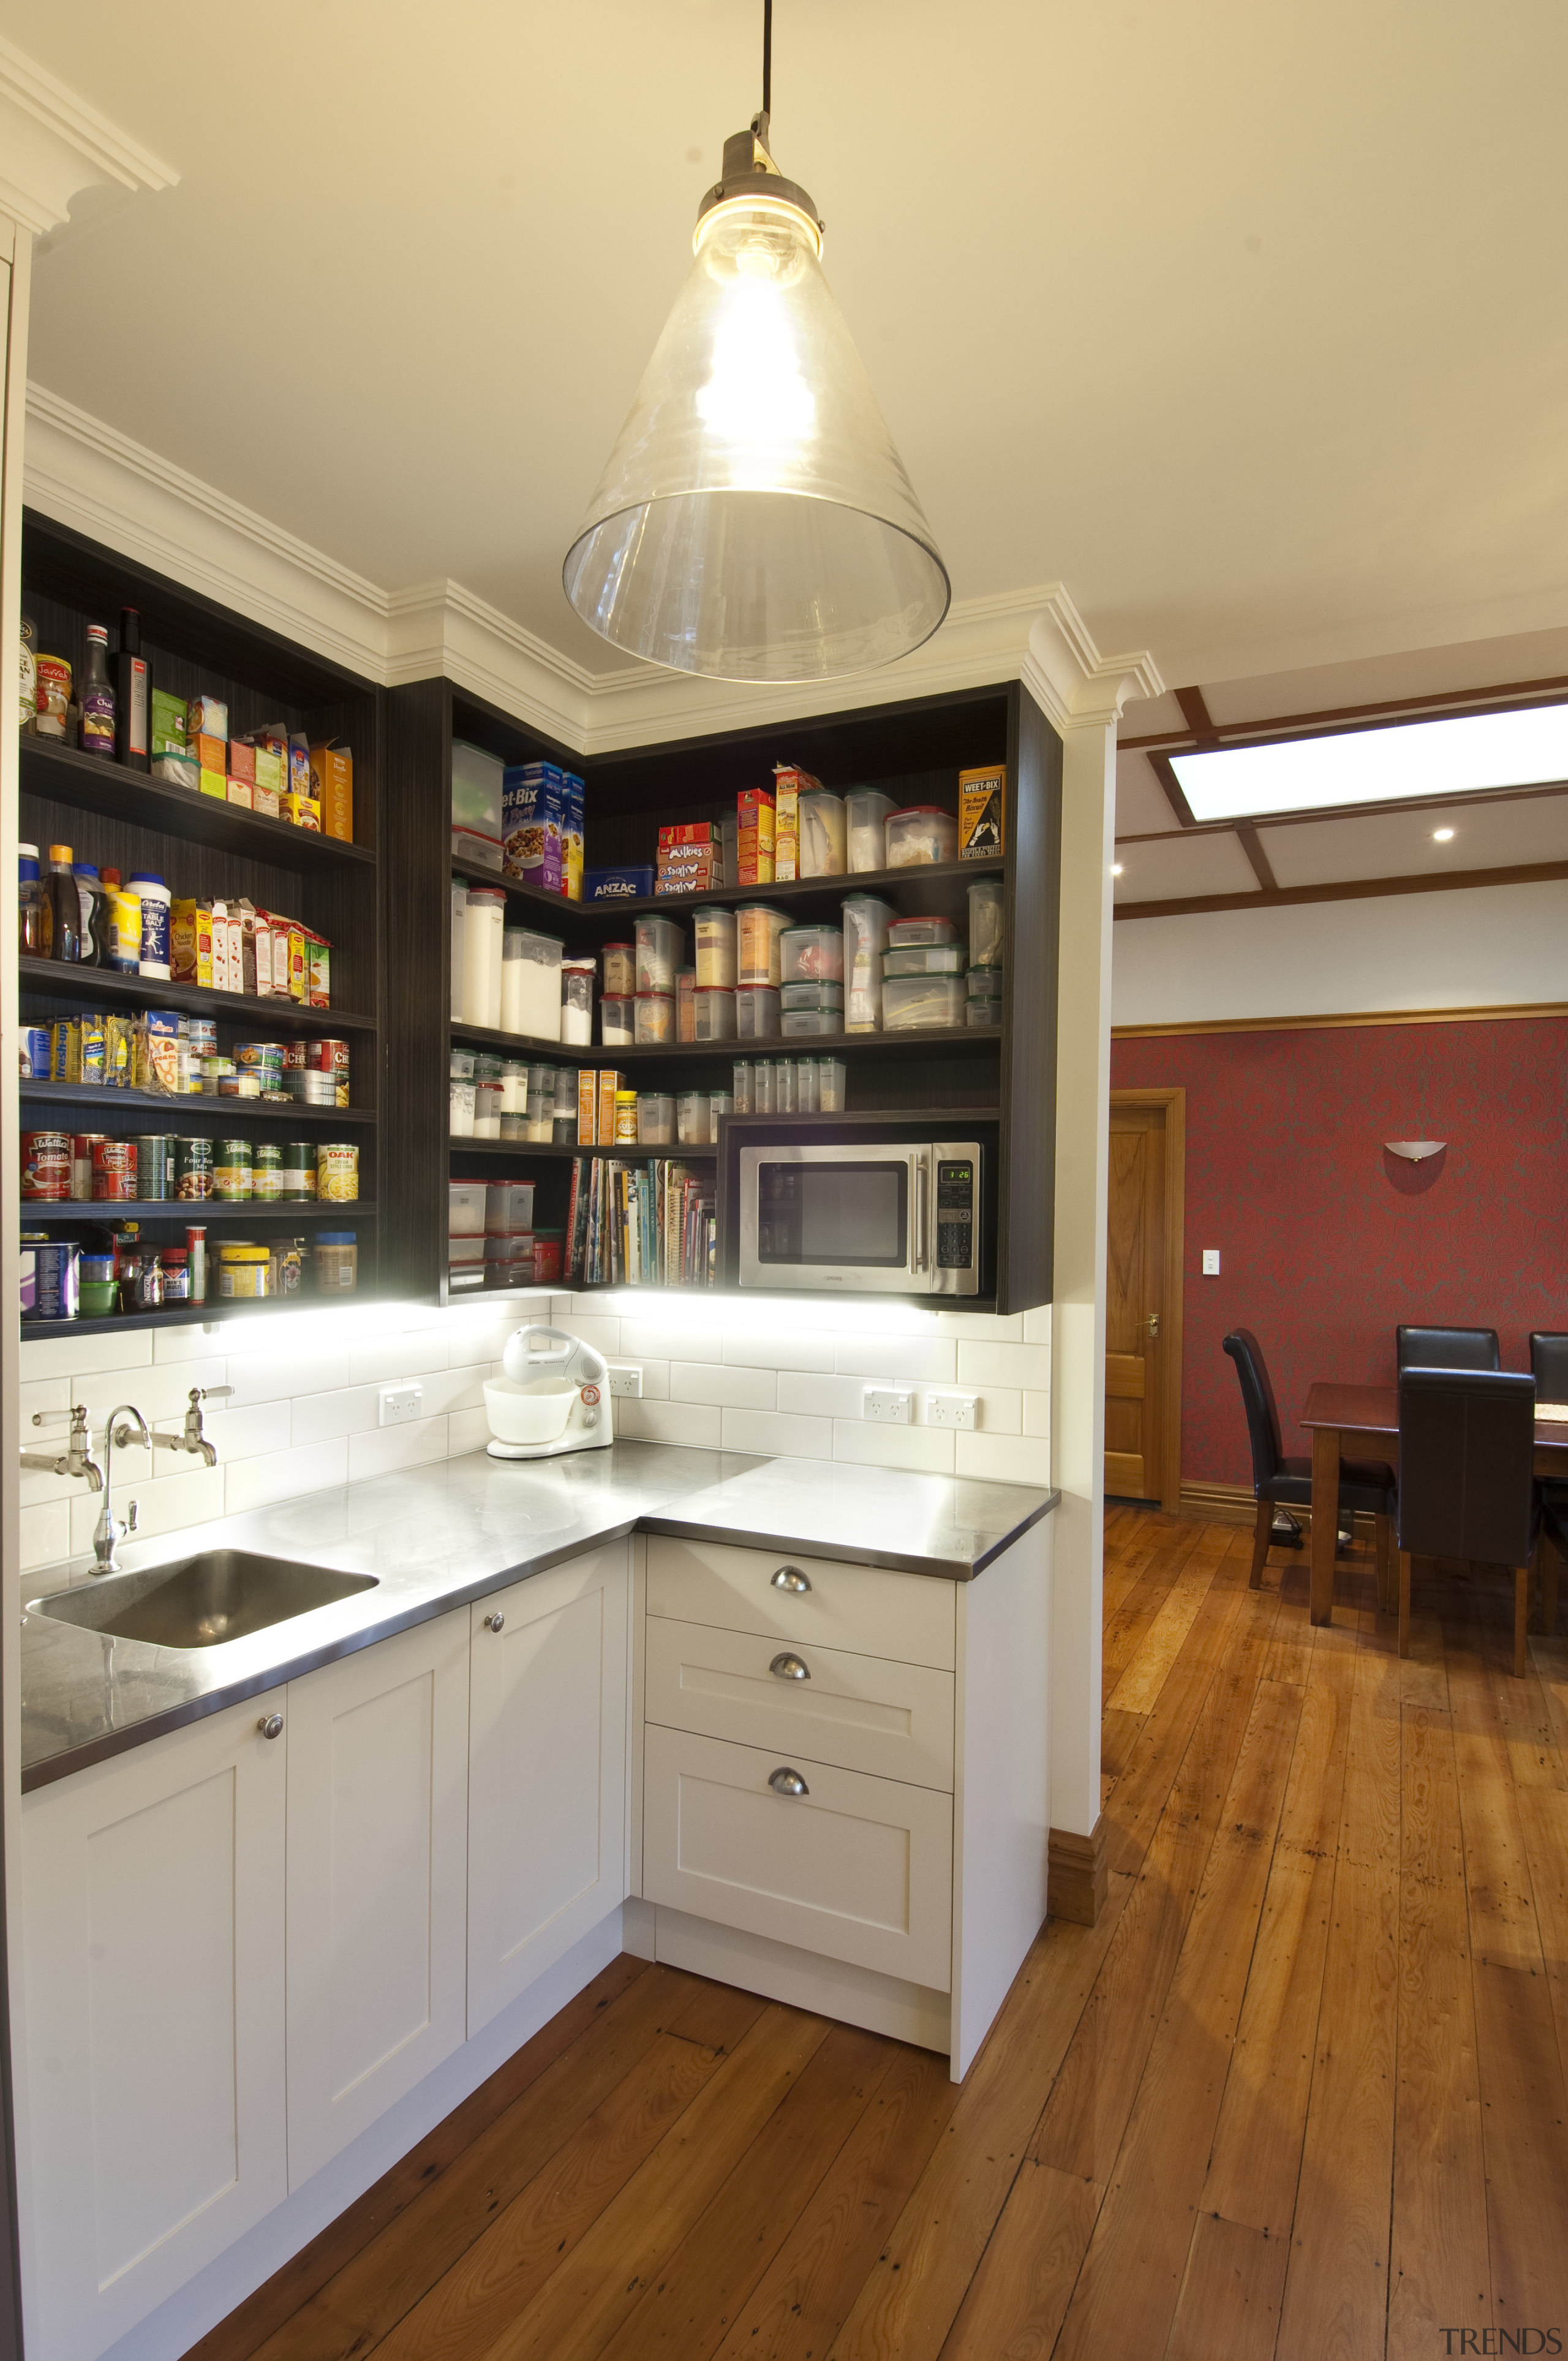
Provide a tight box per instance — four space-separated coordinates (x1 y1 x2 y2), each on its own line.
20 738 375 871
19 1082 376 1128
19 959 377 1037
19 1292 371 1340
21 1201 377 1225
448 1136 715 1160
448 853 1006 928
448 1019 1003 1063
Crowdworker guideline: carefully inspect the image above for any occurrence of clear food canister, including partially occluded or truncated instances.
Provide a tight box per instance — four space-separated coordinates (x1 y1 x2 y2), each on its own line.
968 876 1005 970
886 806 959 867
797 789 847 877
796 1057 820 1113
733 1059 753 1114
845 788 895 872
635 914 684 994
773 1058 797 1114
819 1056 847 1111
635 992 675 1044
736 985 781 1039
677 969 696 1041
636 1093 675 1146
602 941 636 999
753 1057 777 1113
709 1090 734 1132
601 994 635 1046
500 927 563 1040
779 924 843 983
737 903 788 988
693 905 737 988
676 1091 710 1145
693 987 737 1041
560 958 595 1045
842 896 896 1030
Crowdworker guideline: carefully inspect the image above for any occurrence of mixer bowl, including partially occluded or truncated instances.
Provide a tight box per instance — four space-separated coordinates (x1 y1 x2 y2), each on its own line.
483 1376 579 1448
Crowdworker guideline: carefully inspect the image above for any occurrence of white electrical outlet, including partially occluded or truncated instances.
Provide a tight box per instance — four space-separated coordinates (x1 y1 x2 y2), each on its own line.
863 1386 913 1426
926 1391 979 1430
606 1364 643 1399
379 1383 423 1427
1202 1249 1221 1276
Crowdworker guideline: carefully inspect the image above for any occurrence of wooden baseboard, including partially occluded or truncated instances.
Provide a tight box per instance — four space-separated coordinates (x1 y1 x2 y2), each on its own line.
1048 1819 1107 1928
1177 1479 1382 1535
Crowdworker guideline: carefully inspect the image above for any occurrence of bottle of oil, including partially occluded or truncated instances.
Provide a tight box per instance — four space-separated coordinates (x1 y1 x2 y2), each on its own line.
78 624 115 760
42 844 81 961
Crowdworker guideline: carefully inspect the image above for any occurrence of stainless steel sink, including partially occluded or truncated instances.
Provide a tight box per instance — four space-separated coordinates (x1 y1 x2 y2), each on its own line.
29 1549 379 1650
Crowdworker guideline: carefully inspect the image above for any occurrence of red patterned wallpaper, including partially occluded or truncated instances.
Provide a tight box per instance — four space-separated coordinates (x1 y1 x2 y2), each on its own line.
1110 1016 1568 1487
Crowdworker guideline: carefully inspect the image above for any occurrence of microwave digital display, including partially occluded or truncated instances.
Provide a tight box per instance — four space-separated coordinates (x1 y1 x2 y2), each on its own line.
755 1160 909 1268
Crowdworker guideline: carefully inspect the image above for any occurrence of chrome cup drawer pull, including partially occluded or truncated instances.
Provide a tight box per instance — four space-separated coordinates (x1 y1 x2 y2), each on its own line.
768 1766 809 1797
770 1652 811 1682
771 1566 812 1594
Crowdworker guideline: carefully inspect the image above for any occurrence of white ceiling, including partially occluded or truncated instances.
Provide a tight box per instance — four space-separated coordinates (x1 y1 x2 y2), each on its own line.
11 0 1568 694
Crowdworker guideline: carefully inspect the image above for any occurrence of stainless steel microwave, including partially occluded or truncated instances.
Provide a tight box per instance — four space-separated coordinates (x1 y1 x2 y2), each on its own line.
737 1140 984 1296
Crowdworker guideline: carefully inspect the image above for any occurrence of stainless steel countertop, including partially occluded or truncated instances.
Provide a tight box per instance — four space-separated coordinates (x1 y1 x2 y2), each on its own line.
21 1443 1057 1791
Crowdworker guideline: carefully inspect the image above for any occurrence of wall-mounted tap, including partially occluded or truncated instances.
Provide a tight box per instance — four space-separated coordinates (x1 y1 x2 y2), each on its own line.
92 1405 152 1575
19 1404 103 1492
149 1386 233 1470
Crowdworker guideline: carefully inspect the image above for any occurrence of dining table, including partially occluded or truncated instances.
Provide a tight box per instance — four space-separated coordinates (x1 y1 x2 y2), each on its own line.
1298 1380 1568 1623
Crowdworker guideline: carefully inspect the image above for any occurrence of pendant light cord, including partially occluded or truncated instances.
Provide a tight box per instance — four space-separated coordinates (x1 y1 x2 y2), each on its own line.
763 0 772 117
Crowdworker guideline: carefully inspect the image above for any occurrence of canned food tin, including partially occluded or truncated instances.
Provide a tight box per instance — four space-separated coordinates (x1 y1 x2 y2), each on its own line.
135 1134 175 1200
280 1142 318 1199
234 1041 285 1075
21 1131 71 1201
316 1143 359 1203
175 1136 214 1201
252 1142 285 1201
91 1141 137 1201
214 1139 254 1201
218 1073 262 1099
29 1239 79 1321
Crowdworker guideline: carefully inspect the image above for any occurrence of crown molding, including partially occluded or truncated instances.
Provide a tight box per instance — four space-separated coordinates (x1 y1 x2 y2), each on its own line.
21 379 1162 750
0 36 176 237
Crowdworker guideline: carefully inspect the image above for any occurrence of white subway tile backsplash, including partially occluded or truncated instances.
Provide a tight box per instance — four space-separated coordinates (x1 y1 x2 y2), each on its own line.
448 1405 491 1457
224 1437 349 1517
832 1419 956 1476
955 1339 1053 1391
19 1502 70 1576
75 1358 228 1432
673 1361 777 1411
348 1416 449 1484
20 1329 152 1382
1023 1305 1052 1346
834 1334 957 1383
615 1397 721 1448
74 1461 225 1554
418 1362 490 1420
18 1376 72 1437
933 1309 1025 1340
1025 1389 1050 1438
199 1401 294 1463
347 1331 451 1388
292 1384 381 1446
722 1328 836 1373
777 1370 882 1421
152 1322 233 1366
720 1407 832 1460
955 1432 1052 1486
950 1387 1020 1435
616 1318 726 1366
547 1312 623 1360
225 1346 353 1410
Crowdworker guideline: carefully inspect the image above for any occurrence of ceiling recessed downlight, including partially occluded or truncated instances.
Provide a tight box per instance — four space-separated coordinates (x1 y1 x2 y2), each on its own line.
1433 826 1456 842
1110 862 1125 875
1169 702 1568 822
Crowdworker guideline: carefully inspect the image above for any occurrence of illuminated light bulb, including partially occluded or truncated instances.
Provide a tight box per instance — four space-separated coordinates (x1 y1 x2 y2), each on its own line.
1433 826 1455 842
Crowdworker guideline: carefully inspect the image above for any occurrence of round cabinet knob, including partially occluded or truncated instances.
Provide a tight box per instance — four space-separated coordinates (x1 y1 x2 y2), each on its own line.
771 1565 812 1595
768 1766 810 1797
484 1612 505 1633
769 1652 811 1682
257 1713 284 1740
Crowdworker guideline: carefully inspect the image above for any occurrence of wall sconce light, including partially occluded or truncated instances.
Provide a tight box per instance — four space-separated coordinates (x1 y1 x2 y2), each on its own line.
1384 1139 1447 1162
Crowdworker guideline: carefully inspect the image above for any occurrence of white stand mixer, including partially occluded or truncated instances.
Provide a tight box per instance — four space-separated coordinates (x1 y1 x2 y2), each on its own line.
482 1325 615 1460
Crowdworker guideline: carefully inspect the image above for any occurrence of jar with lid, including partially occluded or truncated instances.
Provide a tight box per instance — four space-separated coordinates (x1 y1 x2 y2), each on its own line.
601 994 635 1046
796 1057 820 1113
133 1248 164 1311
314 1231 358 1293
635 914 684 994
753 1059 777 1113
773 1058 797 1114
692 905 737 988
676 969 696 1041
500 927 563 1040
161 1245 190 1301
732 1059 753 1113
462 888 507 1029
634 992 675 1045
845 788 895 872
693 987 736 1041
637 1091 675 1146
737 903 788 987
842 896 896 1030
968 875 1005 970
613 1089 639 1144
677 1092 710 1146
819 1057 846 1111
560 958 595 1045
602 941 636 999
798 789 847 877
218 1242 271 1300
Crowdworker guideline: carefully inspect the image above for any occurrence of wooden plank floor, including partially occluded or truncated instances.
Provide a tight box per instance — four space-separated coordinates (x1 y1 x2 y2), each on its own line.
190 1509 1568 2361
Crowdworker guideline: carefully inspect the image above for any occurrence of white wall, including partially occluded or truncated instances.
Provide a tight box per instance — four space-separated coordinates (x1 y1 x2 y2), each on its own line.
1111 875 1568 1028
17 1291 1049 1582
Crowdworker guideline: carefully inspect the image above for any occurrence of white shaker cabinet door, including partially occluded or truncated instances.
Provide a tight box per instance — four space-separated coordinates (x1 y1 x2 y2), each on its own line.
20 1690 288 2361
285 1610 470 2188
467 1544 630 2036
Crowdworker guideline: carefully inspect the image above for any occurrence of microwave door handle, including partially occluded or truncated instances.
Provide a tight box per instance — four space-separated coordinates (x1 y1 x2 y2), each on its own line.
913 1154 929 1272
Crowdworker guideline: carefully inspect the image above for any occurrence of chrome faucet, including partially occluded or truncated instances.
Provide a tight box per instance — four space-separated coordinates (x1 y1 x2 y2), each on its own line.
92 1405 151 1575
20 1404 103 1492
149 1385 233 1470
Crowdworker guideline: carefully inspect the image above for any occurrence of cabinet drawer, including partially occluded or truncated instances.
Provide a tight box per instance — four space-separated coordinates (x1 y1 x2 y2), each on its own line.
643 1724 952 1991
646 1615 954 1791
646 1536 955 1671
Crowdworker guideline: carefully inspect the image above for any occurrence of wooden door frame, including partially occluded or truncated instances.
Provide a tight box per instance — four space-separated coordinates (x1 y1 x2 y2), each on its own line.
1108 1088 1186 1513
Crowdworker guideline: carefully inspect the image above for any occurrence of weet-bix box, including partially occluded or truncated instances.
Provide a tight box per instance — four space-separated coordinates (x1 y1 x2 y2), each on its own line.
502 763 564 893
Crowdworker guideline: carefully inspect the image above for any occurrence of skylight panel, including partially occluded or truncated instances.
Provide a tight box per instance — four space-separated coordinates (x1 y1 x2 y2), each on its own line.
1169 702 1568 822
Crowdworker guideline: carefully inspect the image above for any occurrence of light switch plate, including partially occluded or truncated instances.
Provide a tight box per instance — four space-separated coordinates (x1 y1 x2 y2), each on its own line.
863 1386 913 1426
606 1364 643 1399
1202 1249 1221 1275
926 1391 979 1430
379 1383 423 1427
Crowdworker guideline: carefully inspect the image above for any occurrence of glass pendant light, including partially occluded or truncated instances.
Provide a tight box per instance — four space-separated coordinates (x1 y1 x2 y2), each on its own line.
562 6 950 683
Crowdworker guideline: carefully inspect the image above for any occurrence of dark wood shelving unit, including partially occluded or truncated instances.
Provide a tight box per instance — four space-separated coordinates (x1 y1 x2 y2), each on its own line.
21 1201 375 1225
21 1286 371 1340
20 512 388 1306
392 673 1058 1312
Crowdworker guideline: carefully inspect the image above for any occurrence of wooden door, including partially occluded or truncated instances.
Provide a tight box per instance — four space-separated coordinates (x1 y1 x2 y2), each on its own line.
20 1690 288 2361
467 1544 630 2038
1106 1094 1183 1508
285 1609 470 2188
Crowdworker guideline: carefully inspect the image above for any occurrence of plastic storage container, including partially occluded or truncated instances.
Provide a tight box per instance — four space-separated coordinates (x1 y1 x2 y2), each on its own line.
845 788 895 872
736 985 781 1039
779 924 843 983
676 969 696 1041
635 992 676 1044
693 905 737 988
752 1060 776 1113
603 942 636 999
797 789 847 877
782 1010 843 1037
635 914 684 994
887 913 957 946
733 1059 753 1113
968 876 1005 970
819 1056 846 1111
693 986 737 1041
637 1091 675 1145
462 888 507 1029
601 995 635 1046
843 895 896 1030
560 959 595 1045
677 1091 711 1145
886 807 958 867
883 942 967 976
500 927 563 1039
795 1058 820 1113
966 995 1001 1029
737 903 788 987
448 1180 487 1235
883 973 966 1030
448 1232 486 1267
487 1180 535 1231
780 979 844 1012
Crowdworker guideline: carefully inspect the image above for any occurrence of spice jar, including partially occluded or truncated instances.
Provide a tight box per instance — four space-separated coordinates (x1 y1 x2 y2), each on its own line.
218 1243 271 1299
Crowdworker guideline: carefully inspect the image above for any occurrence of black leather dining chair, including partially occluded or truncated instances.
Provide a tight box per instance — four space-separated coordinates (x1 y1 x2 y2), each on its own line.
1396 1367 1538 1675
1395 1324 1501 1372
1529 1331 1568 1633
1224 1329 1396 1594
